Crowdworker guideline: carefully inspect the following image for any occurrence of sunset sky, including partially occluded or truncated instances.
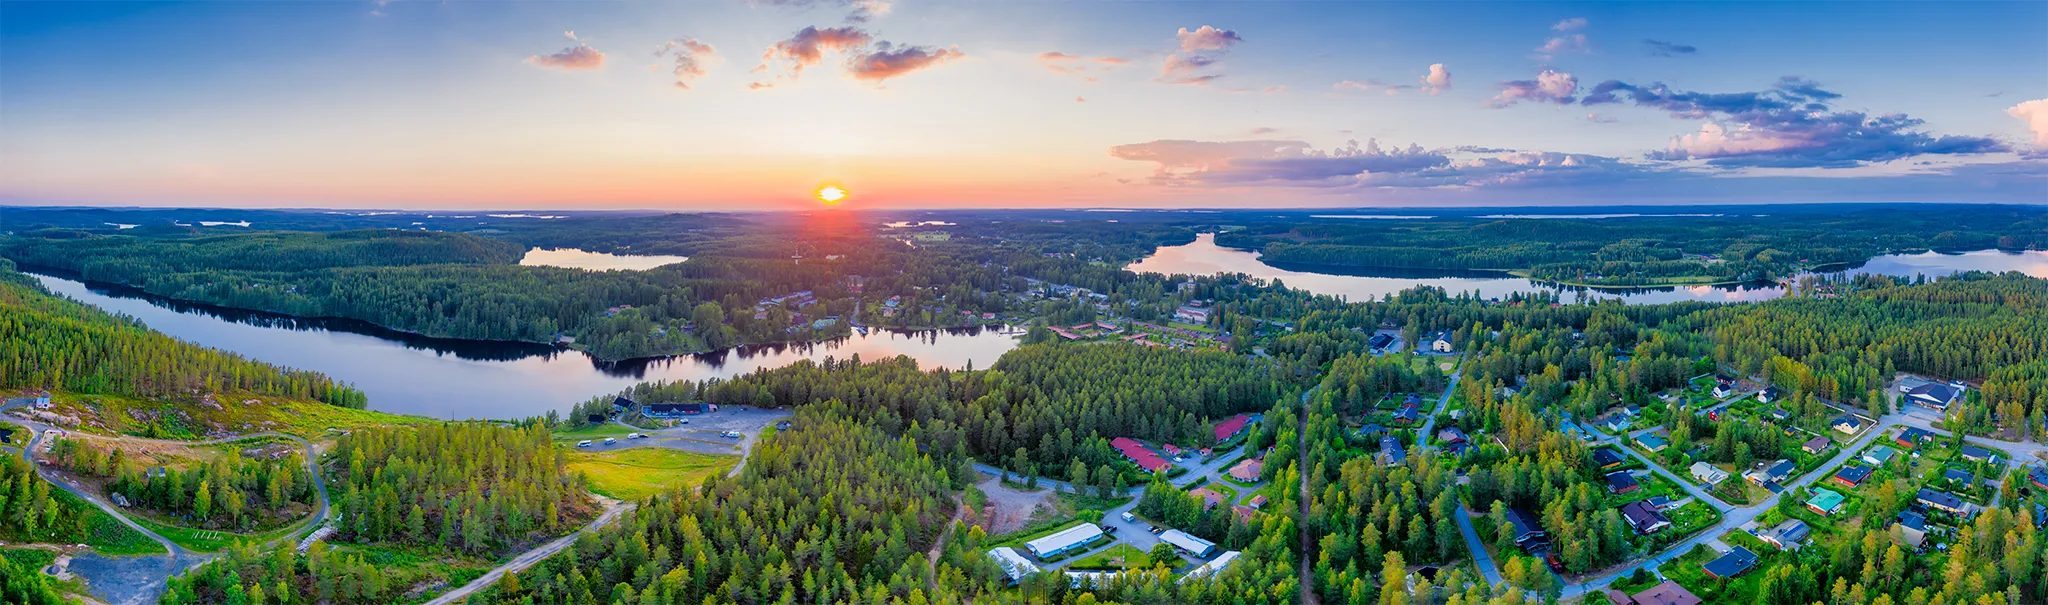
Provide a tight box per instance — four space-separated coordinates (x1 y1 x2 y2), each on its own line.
2 1 2045 210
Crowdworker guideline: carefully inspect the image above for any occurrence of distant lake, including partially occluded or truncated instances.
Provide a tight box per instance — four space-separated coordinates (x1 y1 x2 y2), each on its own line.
30 272 1019 420
1128 233 2048 305
519 247 690 271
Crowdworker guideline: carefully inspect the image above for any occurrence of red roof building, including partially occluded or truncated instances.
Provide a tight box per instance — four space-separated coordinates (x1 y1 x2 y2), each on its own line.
1112 437 1171 472
1214 414 1252 442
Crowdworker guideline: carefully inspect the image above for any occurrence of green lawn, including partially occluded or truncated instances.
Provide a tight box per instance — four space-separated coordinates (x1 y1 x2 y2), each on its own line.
45 390 428 440
566 447 738 500
1661 542 1768 604
129 513 307 553
1067 543 1150 571
550 423 638 441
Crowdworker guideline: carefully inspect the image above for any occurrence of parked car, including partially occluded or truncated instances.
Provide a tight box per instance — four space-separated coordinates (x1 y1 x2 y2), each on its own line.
576 440 593 448
628 433 645 439
603 437 617 445
1121 512 1137 523
1149 526 1164 534
1545 553 1566 574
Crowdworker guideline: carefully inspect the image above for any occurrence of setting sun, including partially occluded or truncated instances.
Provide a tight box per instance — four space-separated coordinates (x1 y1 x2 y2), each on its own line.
815 185 848 205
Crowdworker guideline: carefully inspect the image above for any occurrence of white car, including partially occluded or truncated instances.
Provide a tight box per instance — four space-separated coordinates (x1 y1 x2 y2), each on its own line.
576 440 593 448
1120 512 1136 523
603 437 617 445
627 433 645 439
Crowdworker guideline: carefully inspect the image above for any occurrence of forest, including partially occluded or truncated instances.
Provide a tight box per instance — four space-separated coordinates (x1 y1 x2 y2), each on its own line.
44 437 318 531
0 259 367 407
329 423 592 555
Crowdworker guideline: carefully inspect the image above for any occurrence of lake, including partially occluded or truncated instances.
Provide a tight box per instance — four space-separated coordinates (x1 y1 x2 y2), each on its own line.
519 247 690 271
31 273 1020 420
1128 233 2048 305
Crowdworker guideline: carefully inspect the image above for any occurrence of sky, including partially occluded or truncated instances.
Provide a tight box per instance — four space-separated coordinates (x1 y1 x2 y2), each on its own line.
2 0 2045 210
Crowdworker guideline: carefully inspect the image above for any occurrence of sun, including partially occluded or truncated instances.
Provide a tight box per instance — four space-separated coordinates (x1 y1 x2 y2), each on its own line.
815 185 849 205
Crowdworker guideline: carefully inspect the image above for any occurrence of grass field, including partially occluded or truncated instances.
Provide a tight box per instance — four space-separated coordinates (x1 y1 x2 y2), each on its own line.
43 390 428 439
1067 543 1149 571
131 513 306 553
552 423 638 442
566 447 737 500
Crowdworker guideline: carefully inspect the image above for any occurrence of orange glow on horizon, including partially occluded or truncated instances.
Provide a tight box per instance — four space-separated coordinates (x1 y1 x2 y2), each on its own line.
815 184 849 205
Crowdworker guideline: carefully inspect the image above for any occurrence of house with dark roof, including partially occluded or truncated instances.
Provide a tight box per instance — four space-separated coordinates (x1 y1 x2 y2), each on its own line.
1607 470 1641 494
1620 501 1670 534
644 402 715 418
1917 488 1973 516
1593 448 1627 468
1756 387 1781 404
1437 427 1468 444
1758 519 1811 550
2030 466 2048 491
1745 459 1795 490
1701 546 1759 580
1503 508 1548 552
1896 428 1933 448
1900 379 1965 412
1802 435 1832 454
1367 333 1396 351
1833 464 1873 487
1831 415 1863 435
1392 406 1423 425
1378 436 1406 466
1623 581 1703 605
1943 468 1975 488
1636 433 1669 452
1357 423 1387 438
1895 511 1928 549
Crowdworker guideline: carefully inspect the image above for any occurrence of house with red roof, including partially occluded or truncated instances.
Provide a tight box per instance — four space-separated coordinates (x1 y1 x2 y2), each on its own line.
1214 414 1253 443
1112 437 1171 472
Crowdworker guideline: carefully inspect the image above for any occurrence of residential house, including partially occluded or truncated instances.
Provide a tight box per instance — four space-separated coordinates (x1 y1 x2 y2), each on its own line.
1896 428 1933 448
1214 414 1254 443
1111 437 1172 473
1691 462 1730 485
1895 511 1929 549
1392 405 1423 425
1702 546 1759 580
1357 424 1388 439
1593 448 1628 469
1806 489 1847 516
1943 468 1975 488
1179 551 1241 583
1367 333 1396 352
1620 581 1703 605
1174 306 1212 324
1378 436 1407 466
1744 459 1795 492
1831 415 1863 435
1437 427 1468 445
1228 458 1263 483
644 402 715 418
1803 436 1832 454
1503 508 1549 552
1024 523 1104 558
1607 470 1641 494
1637 434 1670 452
1248 494 1268 509
1758 519 1812 550
1188 487 1228 509
1428 330 1455 353
1863 446 1897 466
1917 488 1974 516
1960 445 2000 465
1900 378 1966 412
1756 387 1782 404
1712 383 1734 398
2029 466 2048 491
1600 416 1632 433
1621 501 1671 534
1833 465 1874 488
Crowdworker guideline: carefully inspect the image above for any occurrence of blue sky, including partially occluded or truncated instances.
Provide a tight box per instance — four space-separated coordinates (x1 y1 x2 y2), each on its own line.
2 0 2043 209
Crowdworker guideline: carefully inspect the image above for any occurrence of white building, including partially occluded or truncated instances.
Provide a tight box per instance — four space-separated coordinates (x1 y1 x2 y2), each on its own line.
1429 330 1455 353
1178 550 1241 583
986 547 1041 584
1159 529 1217 558
1026 522 1104 558
1690 461 1729 485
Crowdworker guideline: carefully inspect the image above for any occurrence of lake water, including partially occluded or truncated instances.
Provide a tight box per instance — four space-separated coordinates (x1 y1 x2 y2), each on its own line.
31 273 1019 420
1128 233 2048 305
519 247 690 271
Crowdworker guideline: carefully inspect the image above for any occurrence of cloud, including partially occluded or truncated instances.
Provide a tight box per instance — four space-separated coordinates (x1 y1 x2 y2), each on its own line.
847 42 962 81
1039 52 1127 80
1249 127 1280 135
1643 39 1697 57
1553 17 1588 31
758 0 891 24
1586 76 2006 167
2006 99 2048 147
1490 69 1578 107
1421 64 1452 95
1334 79 1409 94
1107 138 1667 191
1076 96 1087 103
1161 54 1225 85
564 30 578 41
1176 26 1243 52
1587 112 1618 123
527 44 606 70
757 26 872 80
1537 33 1589 56
655 38 718 89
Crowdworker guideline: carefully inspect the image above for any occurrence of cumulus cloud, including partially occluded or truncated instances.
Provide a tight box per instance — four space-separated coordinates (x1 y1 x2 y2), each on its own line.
1039 52 1127 80
1490 70 1578 107
1176 26 1243 52
757 26 872 80
1586 76 2005 167
1421 63 1452 95
1537 33 1589 56
1107 138 1664 190
2006 98 2048 146
1159 26 1243 85
1643 39 1697 57
847 42 962 81
1553 17 1588 31
527 44 607 70
654 38 718 89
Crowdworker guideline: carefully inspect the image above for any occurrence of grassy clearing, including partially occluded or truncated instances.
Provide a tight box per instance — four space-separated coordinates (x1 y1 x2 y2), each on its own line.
44 390 428 440
1067 543 1149 571
130 513 306 553
566 447 737 501
551 423 638 442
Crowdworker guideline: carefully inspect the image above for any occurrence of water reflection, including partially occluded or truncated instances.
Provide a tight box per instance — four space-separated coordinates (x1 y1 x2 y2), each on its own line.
518 247 690 271
30 272 1018 420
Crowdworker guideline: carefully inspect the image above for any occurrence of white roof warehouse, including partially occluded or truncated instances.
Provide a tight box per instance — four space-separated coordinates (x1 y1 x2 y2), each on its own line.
1160 529 1217 558
1026 522 1105 558
985 547 1041 584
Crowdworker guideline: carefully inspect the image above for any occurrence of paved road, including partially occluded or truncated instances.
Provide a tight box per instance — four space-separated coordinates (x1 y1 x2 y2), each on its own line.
1414 356 1466 450
1453 506 1505 585
422 497 631 605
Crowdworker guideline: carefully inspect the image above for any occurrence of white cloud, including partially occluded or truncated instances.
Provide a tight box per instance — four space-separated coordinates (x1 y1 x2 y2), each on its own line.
1176 26 1243 52
1421 64 1451 95
1552 17 1588 31
2009 98 2048 146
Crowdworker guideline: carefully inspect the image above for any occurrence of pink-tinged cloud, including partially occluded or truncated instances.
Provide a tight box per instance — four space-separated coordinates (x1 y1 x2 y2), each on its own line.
1490 70 1577 107
1040 52 1127 80
1160 54 1224 85
655 38 718 90
1658 122 1817 158
757 26 872 80
848 44 961 81
1176 26 1243 52
1553 17 1587 31
1421 63 1452 95
2009 98 2048 146
527 44 606 70
1537 33 1588 55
